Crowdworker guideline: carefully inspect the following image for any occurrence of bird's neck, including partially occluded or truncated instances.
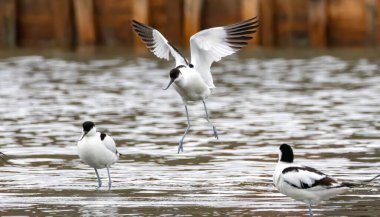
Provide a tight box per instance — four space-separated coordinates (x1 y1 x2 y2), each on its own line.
86 131 97 137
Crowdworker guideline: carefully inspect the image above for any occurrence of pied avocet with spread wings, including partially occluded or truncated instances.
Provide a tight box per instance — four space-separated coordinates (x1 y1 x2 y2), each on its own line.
132 17 259 153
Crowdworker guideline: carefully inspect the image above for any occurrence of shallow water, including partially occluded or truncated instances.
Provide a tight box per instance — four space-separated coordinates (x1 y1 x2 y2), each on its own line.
0 49 379 216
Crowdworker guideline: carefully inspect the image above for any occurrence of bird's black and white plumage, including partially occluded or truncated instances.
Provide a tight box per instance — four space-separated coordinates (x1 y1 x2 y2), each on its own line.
77 121 120 190
273 144 380 217
132 17 259 153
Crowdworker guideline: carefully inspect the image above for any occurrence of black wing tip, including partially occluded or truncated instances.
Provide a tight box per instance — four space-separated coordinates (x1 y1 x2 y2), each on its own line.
131 20 142 29
131 20 155 49
226 35 253 41
246 16 258 21
224 17 259 50
225 17 259 33
225 17 259 28
226 24 259 34
131 19 145 26
226 18 259 31
245 16 259 23
131 20 154 32
132 23 146 31
241 16 259 25
231 16 259 24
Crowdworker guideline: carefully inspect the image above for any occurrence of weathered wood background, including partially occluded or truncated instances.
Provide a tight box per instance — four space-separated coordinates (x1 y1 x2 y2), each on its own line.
0 0 379 49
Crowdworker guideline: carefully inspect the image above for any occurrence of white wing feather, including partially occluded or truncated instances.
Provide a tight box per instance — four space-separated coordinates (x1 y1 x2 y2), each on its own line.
190 17 259 88
282 169 327 189
98 132 119 156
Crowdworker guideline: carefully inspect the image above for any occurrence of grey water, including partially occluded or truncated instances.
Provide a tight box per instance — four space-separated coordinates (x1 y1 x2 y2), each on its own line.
0 49 379 216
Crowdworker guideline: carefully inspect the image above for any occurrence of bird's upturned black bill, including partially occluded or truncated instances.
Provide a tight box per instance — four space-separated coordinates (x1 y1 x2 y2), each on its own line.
163 79 175 90
78 131 88 141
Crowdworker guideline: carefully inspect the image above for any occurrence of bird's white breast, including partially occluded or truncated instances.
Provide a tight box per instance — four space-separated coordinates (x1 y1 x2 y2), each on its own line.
77 136 118 169
173 68 211 102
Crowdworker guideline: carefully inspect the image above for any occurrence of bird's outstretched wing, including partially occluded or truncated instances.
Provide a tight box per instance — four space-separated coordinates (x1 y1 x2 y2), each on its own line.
132 20 189 67
99 133 120 157
281 166 339 190
190 17 259 88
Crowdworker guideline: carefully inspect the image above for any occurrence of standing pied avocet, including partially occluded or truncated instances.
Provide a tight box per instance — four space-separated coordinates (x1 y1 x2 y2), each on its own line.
273 144 380 217
132 17 259 153
77 121 120 190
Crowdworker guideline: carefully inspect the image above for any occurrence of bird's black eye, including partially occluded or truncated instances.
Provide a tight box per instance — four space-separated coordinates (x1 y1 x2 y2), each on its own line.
189 64 194 68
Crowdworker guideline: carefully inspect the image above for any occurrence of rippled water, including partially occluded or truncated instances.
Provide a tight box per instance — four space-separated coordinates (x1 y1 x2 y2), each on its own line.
0 49 379 216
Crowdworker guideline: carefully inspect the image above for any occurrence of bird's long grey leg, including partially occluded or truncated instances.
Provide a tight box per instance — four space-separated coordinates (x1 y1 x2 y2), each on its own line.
202 100 218 139
178 105 191 153
308 202 314 217
106 167 112 190
94 168 102 189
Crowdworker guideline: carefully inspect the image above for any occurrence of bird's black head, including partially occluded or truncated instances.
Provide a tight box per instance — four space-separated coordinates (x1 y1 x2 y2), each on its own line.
163 66 184 90
279 144 294 163
169 67 181 80
82 121 95 133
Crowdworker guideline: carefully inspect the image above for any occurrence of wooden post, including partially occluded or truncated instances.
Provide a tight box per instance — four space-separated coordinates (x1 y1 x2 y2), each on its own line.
309 0 327 47
366 0 377 46
328 0 369 46
241 0 260 46
0 0 16 47
132 0 149 50
375 0 380 45
183 0 202 47
52 0 74 48
73 0 96 47
132 0 148 26
275 0 309 47
166 0 183 46
259 0 275 46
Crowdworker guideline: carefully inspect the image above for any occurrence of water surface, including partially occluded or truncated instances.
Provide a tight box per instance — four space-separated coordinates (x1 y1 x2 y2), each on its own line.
0 49 379 216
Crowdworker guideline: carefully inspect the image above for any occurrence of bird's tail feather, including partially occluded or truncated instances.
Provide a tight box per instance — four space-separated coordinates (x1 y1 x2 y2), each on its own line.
116 150 123 158
341 173 380 187
340 182 359 188
363 173 380 183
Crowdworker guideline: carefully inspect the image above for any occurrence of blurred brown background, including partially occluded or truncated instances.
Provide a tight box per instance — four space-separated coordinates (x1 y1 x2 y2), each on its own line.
0 0 379 49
